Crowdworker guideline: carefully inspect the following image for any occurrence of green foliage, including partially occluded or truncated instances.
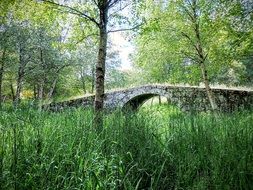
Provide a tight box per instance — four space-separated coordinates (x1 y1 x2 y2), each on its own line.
0 0 133 104
0 0 15 19
0 106 252 189
134 0 253 86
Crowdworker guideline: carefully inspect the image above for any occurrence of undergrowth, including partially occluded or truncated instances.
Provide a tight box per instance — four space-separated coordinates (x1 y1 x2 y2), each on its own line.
0 105 252 189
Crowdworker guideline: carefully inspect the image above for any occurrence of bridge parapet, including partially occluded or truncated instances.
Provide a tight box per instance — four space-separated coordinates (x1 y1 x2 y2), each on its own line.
45 85 253 112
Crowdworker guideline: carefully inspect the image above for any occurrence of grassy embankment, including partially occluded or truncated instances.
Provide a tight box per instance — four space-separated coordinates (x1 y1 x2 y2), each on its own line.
0 103 253 189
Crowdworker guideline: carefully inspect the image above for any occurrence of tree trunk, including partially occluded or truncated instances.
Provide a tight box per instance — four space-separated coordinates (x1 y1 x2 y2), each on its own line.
38 80 44 111
192 1 218 111
0 48 6 107
14 46 25 106
15 71 24 106
37 84 40 99
33 84 37 99
158 95 161 105
47 63 69 99
47 78 57 99
167 97 170 105
95 28 107 111
81 74 86 95
196 42 218 111
91 65 95 94
199 61 218 110
10 83 15 102
94 4 108 130
38 80 44 101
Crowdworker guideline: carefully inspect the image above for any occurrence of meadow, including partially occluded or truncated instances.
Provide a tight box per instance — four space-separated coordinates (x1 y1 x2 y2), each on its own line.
0 104 253 189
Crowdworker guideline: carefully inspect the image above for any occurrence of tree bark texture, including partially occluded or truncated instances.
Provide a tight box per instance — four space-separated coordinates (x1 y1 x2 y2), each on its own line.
33 85 37 99
91 66 95 94
37 79 44 111
94 1 108 130
47 64 69 99
47 78 57 99
38 80 44 100
158 95 161 105
10 83 15 102
192 0 218 111
14 46 25 106
80 69 86 95
95 14 108 111
0 48 6 107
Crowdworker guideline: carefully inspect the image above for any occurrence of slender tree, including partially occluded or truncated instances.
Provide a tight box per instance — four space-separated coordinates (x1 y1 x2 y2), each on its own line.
185 0 217 110
14 24 32 105
42 0 140 128
0 20 11 107
135 0 232 111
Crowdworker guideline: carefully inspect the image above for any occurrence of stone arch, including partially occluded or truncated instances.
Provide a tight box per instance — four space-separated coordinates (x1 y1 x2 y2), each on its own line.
121 87 173 112
122 93 159 111
46 84 253 112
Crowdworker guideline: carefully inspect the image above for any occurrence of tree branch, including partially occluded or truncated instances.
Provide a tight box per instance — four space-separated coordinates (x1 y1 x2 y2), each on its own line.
180 50 198 62
108 0 122 9
181 32 198 51
108 2 131 19
92 0 98 7
107 23 142 33
75 33 99 45
41 0 100 27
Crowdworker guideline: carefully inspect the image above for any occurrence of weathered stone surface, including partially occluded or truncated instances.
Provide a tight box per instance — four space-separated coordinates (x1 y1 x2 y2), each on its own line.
45 84 253 112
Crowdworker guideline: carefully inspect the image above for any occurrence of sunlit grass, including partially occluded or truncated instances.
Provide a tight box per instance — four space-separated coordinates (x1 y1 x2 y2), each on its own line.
0 105 252 189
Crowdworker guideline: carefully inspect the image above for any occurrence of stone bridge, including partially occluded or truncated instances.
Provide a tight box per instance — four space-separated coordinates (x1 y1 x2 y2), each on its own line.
46 84 253 112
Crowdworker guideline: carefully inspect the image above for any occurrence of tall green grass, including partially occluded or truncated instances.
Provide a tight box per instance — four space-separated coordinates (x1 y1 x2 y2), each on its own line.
0 105 253 189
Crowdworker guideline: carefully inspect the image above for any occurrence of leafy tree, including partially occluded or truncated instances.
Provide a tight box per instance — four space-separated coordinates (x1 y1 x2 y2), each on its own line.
0 22 10 107
41 0 140 128
218 0 253 85
72 42 97 95
135 0 253 110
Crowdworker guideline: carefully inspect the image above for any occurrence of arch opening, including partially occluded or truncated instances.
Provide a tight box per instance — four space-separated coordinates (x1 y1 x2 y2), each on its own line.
122 93 174 112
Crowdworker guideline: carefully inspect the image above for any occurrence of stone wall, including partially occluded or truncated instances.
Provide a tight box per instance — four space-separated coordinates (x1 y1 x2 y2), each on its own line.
45 85 253 112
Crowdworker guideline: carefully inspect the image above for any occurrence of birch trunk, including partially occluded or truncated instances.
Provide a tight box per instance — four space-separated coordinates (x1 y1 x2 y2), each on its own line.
81 73 86 95
94 3 108 129
0 48 6 107
195 35 217 111
47 78 57 99
10 83 15 102
33 85 37 99
14 45 26 106
38 80 44 111
38 80 44 100
91 66 95 94
199 62 217 110
192 0 218 111
14 69 24 105
95 24 107 111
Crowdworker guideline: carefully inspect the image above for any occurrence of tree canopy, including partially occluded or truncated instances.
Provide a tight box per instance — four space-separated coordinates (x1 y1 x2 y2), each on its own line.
0 0 252 110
